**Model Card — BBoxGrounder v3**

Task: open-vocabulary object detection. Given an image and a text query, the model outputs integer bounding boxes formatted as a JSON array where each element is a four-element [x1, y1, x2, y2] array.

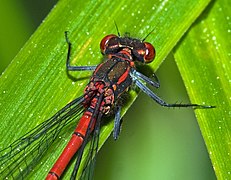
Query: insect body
[[0, 31, 214, 180]]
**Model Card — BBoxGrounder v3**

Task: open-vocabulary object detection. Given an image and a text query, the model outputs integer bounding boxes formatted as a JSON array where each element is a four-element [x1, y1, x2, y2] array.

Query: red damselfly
[[0, 28, 215, 180]]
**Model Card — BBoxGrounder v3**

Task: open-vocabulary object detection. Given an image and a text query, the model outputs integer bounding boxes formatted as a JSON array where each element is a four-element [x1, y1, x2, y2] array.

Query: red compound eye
[[143, 42, 155, 63], [100, 34, 117, 54]]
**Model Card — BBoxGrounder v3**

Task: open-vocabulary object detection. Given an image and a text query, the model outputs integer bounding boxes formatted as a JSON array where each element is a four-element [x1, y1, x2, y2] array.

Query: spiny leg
[[65, 31, 97, 71], [131, 69, 160, 88], [134, 78, 215, 109], [113, 106, 123, 140]]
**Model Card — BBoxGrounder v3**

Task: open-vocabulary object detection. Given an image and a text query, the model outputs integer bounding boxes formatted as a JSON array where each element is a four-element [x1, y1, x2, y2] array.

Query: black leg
[[134, 78, 215, 109], [131, 69, 160, 88], [65, 31, 97, 71], [113, 106, 122, 140]]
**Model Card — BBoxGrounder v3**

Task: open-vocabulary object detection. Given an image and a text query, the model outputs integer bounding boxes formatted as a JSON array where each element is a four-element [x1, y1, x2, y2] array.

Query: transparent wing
[[70, 94, 104, 180], [78, 112, 102, 180], [0, 96, 85, 179]]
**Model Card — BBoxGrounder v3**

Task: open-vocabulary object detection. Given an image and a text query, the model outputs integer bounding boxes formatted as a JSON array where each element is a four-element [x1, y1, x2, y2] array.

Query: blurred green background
[[0, 1, 216, 179]]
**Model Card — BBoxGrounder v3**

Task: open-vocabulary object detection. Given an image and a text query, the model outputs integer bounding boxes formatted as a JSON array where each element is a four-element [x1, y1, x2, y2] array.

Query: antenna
[[114, 20, 121, 37], [142, 27, 155, 42]]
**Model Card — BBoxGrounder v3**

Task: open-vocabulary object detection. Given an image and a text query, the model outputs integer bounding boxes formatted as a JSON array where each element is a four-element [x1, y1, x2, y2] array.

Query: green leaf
[[0, 0, 214, 179], [174, 0, 231, 179]]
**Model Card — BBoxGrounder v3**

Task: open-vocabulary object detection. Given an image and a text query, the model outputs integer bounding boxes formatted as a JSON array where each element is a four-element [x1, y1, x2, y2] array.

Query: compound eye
[[143, 42, 155, 63], [100, 34, 117, 54]]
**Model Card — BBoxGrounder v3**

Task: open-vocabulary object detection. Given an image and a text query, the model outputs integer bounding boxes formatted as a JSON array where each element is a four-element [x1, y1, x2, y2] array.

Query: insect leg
[[131, 69, 160, 88], [113, 106, 123, 140], [65, 31, 97, 71], [134, 79, 215, 109]]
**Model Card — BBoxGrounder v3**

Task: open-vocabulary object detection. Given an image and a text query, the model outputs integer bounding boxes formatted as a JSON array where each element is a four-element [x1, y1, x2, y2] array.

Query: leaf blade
[[173, 0, 231, 179]]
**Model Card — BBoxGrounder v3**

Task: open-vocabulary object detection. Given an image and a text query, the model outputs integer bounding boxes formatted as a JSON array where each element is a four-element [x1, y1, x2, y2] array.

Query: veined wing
[[0, 96, 85, 179]]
